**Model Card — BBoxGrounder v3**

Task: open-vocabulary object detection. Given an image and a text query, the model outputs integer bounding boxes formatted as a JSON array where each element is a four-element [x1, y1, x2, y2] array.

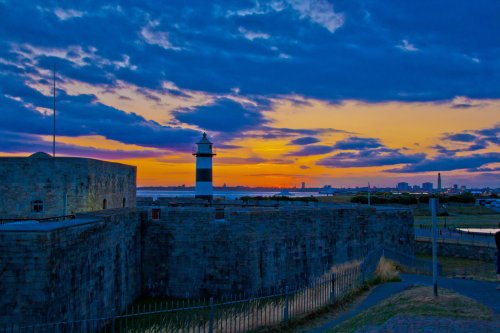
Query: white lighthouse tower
[[193, 132, 216, 200]]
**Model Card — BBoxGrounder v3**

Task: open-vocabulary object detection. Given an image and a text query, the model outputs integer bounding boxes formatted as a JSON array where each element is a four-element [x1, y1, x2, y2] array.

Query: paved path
[[356, 315, 500, 333], [310, 274, 500, 333]]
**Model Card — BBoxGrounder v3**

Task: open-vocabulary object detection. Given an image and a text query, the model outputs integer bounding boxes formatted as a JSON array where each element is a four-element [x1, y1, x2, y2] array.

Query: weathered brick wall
[[142, 206, 414, 297], [0, 209, 142, 327], [0, 156, 136, 219]]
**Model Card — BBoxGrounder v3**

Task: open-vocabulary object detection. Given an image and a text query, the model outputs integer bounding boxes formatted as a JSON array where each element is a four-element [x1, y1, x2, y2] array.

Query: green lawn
[[328, 286, 493, 333]]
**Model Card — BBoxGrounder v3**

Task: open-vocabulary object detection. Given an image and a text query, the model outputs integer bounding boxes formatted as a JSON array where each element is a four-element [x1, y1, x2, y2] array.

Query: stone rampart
[[141, 205, 414, 297], [0, 209, 142, 327], [0, 203, 414, 327]]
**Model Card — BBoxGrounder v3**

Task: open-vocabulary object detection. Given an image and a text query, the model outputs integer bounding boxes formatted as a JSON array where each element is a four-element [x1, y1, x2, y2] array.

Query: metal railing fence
[[415, 225, 497, 248]]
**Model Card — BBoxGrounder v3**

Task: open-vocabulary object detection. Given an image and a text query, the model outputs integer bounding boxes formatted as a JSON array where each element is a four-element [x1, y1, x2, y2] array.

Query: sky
[[0, 0, 499, 188]]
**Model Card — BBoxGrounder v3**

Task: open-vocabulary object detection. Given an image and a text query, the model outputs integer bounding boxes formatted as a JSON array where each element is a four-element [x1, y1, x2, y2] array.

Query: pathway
[[309, 274, 499, 333]]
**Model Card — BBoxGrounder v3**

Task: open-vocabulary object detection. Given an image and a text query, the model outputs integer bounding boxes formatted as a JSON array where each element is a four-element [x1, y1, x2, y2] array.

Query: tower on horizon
[[437, 173, 442, 192], [193, 132, 216, 200]]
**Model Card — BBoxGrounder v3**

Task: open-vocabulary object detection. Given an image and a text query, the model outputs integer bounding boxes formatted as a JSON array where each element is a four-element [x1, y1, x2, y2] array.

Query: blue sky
[[0, 0, 499, 187]]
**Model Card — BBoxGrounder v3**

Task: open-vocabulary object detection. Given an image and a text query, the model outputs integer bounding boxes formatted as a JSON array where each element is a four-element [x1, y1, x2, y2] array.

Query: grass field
[[316, 195, 354, 204], [416, 255, 497, 282], [315, 195, 499, 228], [328, 286, 493, 333], [414, 214, 500, 228], [413, 204, 498, 216]]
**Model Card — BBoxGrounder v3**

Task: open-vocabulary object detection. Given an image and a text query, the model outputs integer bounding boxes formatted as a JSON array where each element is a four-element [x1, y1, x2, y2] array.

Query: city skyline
[[1, 1, 499, 188]]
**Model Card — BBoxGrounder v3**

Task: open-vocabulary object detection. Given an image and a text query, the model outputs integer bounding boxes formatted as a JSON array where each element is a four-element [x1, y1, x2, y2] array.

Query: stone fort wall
[[0, 209, 142, 326], [141, 205, 414, 297], [0, 155, 136, 219], [0, 204, 414, 327]]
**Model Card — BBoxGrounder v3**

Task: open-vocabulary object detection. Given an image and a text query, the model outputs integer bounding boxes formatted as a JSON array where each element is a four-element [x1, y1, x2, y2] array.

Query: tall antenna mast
[[53, 63, 56, 158]]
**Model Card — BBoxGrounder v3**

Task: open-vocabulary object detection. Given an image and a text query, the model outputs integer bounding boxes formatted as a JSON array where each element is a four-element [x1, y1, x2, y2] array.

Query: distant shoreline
[[137, 186, 321, 192]]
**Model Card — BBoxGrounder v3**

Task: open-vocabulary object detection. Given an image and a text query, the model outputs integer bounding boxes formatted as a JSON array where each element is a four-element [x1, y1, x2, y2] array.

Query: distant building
[[453, 184, 458, 190], [437, 173, 442, 192], [397, 182, 410, 191], [301, 182, 306, 190], [0, 152, 136, 219], [422, 182, 433, 191], [412, 185, 420, 191]]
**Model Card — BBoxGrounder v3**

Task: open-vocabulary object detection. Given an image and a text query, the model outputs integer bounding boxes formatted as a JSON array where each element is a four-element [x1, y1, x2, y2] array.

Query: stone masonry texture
[[0, 209, 142, 327], [141, 205, 414, 298], [0, 155, 136, 219], [0, 204, 414, 327]]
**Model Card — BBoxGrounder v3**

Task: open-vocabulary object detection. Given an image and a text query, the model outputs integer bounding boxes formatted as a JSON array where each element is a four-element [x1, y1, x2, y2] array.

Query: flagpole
[[53, 63, 56, 158]]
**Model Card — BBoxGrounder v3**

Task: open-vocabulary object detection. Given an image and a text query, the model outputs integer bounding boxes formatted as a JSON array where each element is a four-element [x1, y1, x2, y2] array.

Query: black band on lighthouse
[[196, 169, 212, 182]]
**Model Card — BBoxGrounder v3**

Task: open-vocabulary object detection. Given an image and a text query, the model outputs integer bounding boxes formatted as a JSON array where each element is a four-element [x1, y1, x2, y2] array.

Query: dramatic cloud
[[0, 131, 162, 159], [1, 1, 497, 102], [444, 133, 477, 142], [173, 98, 268, 133], [140, 20, 178, 50], [436, 124, 499, 155], [286, 145, 334, 156], [332, 137, 382, 150], [317, 148, 425, 168], [289, 137, 320, 145], [216, 156, 293, 165], [0, 1, 498, 187], [285, 0, 345, 33], [0, 70, 200, 152], [387, 153, 500, 173]]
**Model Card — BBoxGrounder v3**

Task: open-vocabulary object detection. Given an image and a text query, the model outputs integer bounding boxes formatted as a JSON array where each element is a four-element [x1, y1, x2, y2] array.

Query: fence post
[[283, 285, 289, 325], [329, 273, 335, 304], [209, 297, 214, 333]]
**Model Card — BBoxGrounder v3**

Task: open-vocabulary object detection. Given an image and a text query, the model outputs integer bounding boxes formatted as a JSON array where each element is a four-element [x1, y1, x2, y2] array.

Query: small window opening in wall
[[32, 200, 43, 213], [215, 208, 225, 220], [122, 198, 126, 208], [103, 199, 107, 210], [152, 208, 161, 220]]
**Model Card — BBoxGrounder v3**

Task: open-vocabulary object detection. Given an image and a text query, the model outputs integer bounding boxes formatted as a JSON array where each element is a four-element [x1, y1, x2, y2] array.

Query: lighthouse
[[193, 132, 216, 200]]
